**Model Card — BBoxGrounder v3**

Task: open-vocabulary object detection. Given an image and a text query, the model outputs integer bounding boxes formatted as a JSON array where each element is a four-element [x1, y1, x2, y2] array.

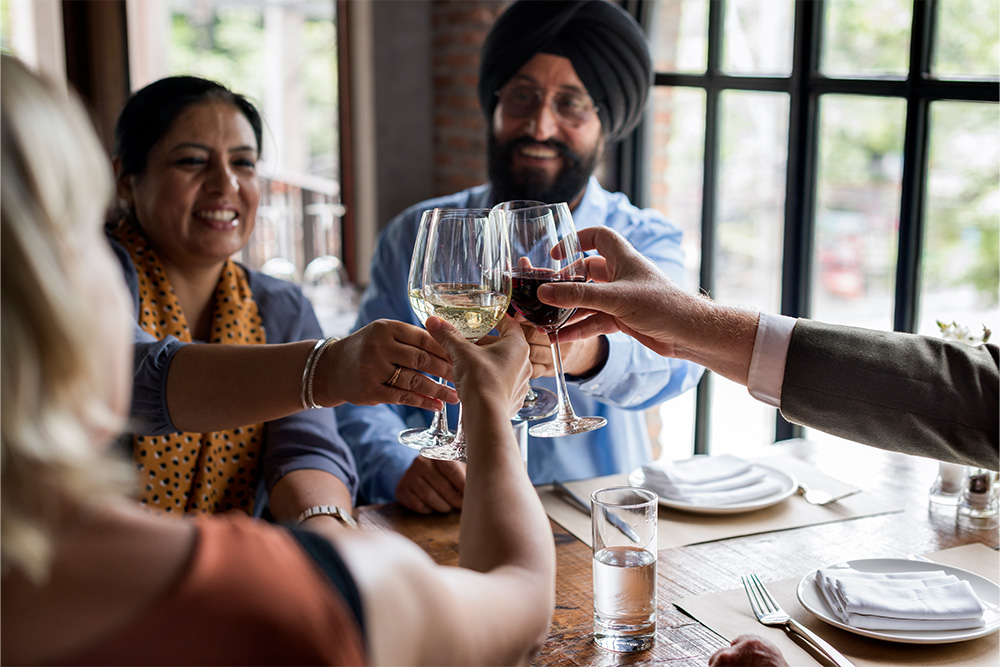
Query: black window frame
[[623, 0, 999, 454]]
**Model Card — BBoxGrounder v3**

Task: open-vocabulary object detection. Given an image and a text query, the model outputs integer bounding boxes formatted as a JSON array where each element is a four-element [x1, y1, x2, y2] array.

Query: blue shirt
[[109, 235, 360, 507], [336, 178, 704, 503]]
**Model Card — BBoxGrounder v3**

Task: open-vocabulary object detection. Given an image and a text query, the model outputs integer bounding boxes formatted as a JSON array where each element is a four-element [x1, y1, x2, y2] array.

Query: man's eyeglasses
[[495, 84, 598, 128]]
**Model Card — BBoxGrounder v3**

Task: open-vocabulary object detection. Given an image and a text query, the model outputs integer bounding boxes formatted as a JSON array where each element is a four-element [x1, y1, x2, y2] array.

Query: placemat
[[538, 455, 901, 550], [675, 543, 999, 667]]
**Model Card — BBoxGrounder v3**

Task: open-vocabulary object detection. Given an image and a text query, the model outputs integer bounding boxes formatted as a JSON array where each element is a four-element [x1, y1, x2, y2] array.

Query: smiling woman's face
[[122, 100, 260, 274]]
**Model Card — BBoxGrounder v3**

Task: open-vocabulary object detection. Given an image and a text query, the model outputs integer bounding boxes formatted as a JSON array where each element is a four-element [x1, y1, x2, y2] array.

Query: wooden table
[[356, 439, 999, 666]]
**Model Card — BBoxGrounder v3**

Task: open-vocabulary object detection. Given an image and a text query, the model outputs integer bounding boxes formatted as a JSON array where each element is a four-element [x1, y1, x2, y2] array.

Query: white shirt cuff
[[747, 313, 796, 408]]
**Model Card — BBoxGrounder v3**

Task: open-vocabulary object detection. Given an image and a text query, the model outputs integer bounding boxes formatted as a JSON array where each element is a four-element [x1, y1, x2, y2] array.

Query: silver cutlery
[[552, 480, 642, 542], [741, 573, 856, 667], [797, 483, 861, 506]]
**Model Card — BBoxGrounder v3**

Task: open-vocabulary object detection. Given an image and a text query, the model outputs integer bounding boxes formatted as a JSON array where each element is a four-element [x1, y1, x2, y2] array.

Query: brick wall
[[430, 0, 511, 196]]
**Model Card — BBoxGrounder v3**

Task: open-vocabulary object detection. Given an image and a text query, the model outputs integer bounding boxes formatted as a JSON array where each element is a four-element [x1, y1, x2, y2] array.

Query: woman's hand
[[315, 319, 458, 411], [425, 314, 530, 421]]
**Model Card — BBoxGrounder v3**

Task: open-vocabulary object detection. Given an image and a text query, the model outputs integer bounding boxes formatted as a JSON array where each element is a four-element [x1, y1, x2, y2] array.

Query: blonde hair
[[1, 56, 134, 582]]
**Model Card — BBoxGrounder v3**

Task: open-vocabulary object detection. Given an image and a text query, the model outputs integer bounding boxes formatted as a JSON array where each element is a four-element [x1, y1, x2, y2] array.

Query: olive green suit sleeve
[[780, 319, 999, 470]]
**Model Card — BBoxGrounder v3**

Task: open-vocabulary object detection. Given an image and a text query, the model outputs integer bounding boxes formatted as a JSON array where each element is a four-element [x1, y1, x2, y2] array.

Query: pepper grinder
[[928, 461, 966, 512], [957, 468, 999, 530]]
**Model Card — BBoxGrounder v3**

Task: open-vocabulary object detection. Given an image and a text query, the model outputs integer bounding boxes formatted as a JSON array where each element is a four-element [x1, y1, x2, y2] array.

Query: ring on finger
[[387, 364, 403, 388]]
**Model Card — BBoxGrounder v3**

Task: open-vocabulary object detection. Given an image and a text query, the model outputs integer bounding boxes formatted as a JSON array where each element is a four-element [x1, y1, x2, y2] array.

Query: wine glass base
[[398, 428, 454, 450], [515, 387, 559, 421], [419, 441, 467, 462], [529, 416, 607, 439]]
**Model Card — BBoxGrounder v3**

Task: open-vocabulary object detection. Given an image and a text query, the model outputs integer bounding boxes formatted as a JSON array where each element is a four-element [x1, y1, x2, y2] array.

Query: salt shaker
[[928, 461, 966, 512], [957, 468, 999, 530]]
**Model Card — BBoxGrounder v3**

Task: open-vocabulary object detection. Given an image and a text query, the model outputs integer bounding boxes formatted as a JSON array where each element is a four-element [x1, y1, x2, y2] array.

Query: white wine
[[408, 287, 433, 325], [422, 283, 509, 340]]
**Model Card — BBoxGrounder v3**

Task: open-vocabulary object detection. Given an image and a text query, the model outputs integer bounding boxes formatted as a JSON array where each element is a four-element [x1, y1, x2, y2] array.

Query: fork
[[741, 574, 856, 667]]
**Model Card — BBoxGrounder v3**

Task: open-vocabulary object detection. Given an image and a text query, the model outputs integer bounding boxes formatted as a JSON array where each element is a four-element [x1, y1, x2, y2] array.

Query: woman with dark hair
[[1, 55, 554, 666], [107, 75, 457, 522]]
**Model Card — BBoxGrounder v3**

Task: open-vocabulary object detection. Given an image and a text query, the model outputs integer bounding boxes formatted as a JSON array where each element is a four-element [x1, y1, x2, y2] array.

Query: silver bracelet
[[299, 337, 338, 410]]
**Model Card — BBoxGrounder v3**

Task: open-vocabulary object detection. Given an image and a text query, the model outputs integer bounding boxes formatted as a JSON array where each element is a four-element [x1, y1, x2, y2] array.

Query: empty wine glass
[[397, 209, 456, 450], [415, 208, 512, 461], [492, 200, 559, 423], [503, 202, 606, 438]]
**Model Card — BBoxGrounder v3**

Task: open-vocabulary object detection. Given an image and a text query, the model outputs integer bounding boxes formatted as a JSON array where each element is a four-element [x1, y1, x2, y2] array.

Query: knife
[[552, 480, 642, 543]]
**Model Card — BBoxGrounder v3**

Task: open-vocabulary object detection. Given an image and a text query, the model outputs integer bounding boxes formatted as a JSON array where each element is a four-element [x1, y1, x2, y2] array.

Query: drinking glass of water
[[591, 486, 658, 653]]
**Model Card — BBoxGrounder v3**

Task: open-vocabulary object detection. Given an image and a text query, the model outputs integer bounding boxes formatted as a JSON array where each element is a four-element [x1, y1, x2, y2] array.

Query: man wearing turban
[[337, 0, 704, 512]]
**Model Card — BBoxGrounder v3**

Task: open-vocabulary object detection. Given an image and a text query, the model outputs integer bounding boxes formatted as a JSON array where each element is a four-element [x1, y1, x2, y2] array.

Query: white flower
[[937, 320, 992, 346]]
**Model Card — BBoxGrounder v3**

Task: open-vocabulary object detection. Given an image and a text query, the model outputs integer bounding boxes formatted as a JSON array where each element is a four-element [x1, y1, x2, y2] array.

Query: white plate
[[627, 463, 797, 515], [796, 558, 1000, 644]]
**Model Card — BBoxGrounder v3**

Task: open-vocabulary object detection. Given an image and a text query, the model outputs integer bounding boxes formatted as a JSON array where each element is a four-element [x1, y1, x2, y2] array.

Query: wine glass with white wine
[[398, 209, 456, 450], [413, 207, 512, 461]]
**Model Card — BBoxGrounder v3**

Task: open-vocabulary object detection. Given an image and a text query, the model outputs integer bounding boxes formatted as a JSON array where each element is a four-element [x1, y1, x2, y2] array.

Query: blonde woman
[[1, 55, 553, 666]]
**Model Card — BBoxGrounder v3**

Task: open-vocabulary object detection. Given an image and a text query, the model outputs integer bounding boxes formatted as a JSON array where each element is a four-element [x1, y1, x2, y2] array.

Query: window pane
[[710, 90, 790, 454], [647, 0, 708, 73], [918, 102, 1000, 339], [812, 95, 906, 330], [821, 0, 911, 77], [933, 0, 1000, 78], [645, 86, 706, 460], [722, 0, 793, 76], [646, 87, 706, 291], [128, 0, 348, 333]]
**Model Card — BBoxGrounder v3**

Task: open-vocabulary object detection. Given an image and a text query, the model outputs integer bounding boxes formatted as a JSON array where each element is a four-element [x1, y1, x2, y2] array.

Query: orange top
[[61, 514, 368, 666]]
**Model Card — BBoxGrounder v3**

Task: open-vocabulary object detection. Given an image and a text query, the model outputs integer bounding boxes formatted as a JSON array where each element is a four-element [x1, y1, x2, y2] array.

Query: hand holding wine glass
[[491, 200, 559, 422], [502, 202, 607, 438], [413, 207, 512, 461]]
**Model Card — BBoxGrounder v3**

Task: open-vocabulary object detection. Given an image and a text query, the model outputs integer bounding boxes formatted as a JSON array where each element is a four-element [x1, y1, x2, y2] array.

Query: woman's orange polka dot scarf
[[110, 220, 265, 515]]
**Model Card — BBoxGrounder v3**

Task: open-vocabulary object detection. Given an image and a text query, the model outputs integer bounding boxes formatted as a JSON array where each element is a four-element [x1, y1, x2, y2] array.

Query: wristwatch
[[296, 504, 358, 529]]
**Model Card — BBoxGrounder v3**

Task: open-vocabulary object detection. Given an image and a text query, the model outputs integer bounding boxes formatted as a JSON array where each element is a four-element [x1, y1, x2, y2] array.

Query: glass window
[[645, 87, 706, 291], [812, 95, 906, 331], [645, 86, 706, 460], [722, 0, 793, 76], [646, 0, 708, 74], [918, 101, 1000, 338], [710, 90, 789, 454], [933, 0, 1000, 78], [0, 0, 65, 81], [126, 0, 349, 334], [821, 0, 911, 78]]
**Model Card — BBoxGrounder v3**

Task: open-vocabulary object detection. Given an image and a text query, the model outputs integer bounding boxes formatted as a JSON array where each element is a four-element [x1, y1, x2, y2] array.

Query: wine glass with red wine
[[491, 200, 558, 423], [502, 202, 606, 438]]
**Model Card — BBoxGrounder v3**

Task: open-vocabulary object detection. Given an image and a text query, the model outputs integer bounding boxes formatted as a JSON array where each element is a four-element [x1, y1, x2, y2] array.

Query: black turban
[[478, 0, 652, 145]]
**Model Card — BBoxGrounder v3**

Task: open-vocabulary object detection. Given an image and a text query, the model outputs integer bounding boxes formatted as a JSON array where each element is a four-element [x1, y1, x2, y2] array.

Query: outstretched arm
[[323, 315, 555, 666], [540, 226, 758, 386]]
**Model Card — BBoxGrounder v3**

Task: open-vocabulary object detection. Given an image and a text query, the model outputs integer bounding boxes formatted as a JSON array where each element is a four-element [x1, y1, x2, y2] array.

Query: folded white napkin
[[816, 568, 986, 631], [641, 455, 781, 505]]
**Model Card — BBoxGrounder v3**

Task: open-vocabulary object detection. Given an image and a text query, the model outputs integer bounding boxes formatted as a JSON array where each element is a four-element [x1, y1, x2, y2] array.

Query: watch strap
[[296, 504, 358, 528]]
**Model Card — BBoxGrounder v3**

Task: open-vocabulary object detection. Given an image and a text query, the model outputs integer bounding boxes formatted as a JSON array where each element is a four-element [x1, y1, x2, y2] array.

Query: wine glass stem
[[548, 332, 579, 423], [525, 386, 538, 402], [451, 402, 466, 447], [427, 378, 450, 436]]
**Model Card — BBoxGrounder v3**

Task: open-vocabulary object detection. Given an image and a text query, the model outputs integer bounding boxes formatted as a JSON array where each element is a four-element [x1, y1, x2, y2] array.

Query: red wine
[[510, 270, 584, 332]]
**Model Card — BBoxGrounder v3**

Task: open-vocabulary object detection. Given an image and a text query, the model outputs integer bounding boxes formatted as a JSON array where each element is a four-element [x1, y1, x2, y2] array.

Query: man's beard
[[487, 132, 599, 205]]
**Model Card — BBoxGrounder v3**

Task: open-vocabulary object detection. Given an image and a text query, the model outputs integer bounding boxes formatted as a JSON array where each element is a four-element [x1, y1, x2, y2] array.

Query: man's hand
[[395, 456, 466, 513], [517, 322, 607, 379], [708, 635, 790, 667]]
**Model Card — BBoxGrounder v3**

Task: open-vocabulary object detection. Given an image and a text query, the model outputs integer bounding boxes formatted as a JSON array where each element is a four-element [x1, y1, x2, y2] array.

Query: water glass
[[591, 486, 658, 653]]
